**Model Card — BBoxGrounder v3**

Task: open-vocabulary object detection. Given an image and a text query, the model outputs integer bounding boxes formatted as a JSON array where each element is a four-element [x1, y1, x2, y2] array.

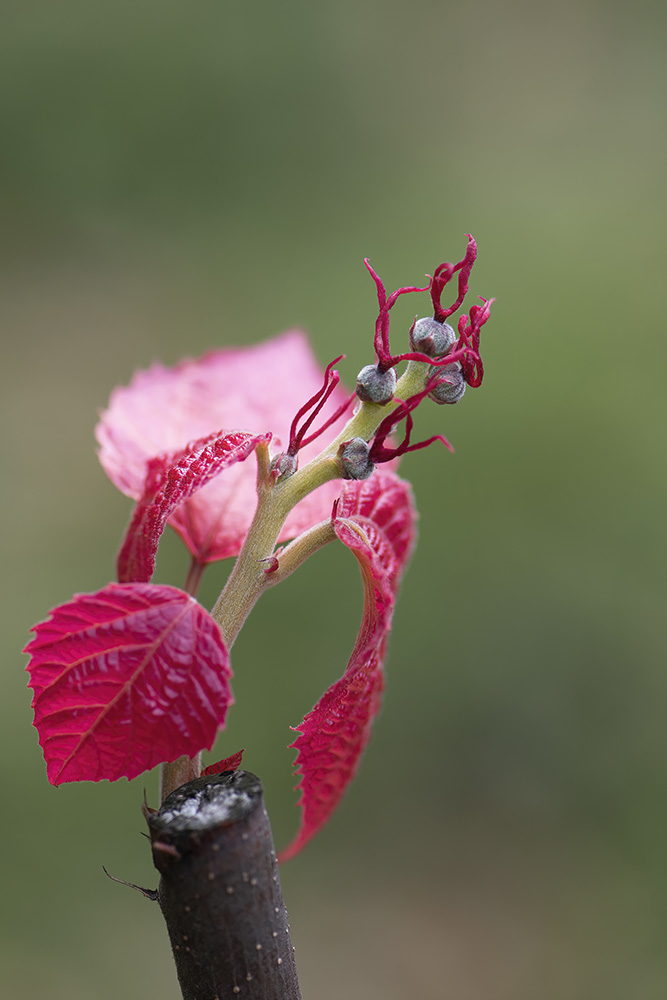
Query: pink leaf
[[25, 583, 232, 786], [201, 748, 245, 776], [117, 430, 270, 583], [280, 471, 417, 861], [96, 331, 351, 563]]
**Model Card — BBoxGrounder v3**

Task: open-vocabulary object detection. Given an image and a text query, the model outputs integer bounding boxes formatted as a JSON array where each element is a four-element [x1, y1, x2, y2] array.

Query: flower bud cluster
[[289, 237, 491, 487]]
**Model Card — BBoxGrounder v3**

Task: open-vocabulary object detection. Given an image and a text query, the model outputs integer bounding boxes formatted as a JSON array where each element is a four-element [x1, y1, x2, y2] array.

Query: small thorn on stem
[[102, 866, 159, 901]]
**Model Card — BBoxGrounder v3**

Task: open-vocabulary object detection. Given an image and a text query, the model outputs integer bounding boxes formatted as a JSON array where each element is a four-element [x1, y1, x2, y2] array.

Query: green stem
[[263, 519, 337, 588], [183, 555, 206, 599], [211, 359, 432, 648], [159, 555, 209, 799], [209, 460, 339, 647]]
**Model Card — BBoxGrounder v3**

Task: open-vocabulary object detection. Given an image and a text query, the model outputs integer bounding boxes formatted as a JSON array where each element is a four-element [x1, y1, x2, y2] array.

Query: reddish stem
[[183, 557, 206, 598]]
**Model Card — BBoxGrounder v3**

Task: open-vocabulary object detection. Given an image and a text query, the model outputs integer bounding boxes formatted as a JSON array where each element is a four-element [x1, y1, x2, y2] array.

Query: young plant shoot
[[25, 236, 493, 862]]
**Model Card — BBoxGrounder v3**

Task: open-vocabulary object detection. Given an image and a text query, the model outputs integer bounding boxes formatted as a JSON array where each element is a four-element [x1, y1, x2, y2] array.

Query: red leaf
[[280, 472, 417, 861], [117, 430, 270, 583], [96, 331, 351, 563], [201, 748, 245, 776], [25, 583, 232, 785]]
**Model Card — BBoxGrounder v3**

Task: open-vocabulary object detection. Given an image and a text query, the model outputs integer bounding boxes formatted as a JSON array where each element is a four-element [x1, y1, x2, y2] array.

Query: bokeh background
[[3, 1, 666, 997]]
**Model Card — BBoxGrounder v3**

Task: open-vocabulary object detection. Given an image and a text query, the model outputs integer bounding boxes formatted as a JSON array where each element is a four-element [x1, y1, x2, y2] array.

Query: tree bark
[[146, 769, 302, 1000]]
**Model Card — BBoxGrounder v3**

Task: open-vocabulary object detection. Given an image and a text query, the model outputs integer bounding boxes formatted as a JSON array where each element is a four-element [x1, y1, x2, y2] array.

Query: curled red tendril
[[363, 234, 491, 386], [286, 356, 354, 455]]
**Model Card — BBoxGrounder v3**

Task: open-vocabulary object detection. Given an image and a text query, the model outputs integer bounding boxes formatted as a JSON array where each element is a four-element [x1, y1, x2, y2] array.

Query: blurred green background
[[2, 0, 666, 996]]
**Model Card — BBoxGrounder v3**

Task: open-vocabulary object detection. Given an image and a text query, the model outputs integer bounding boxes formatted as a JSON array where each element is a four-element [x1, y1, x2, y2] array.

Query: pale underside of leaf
[[96, 331, 352, 563]]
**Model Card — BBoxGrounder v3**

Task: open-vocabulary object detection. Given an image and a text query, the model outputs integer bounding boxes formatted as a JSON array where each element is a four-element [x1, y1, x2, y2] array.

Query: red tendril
[[287, 355, 352, 455], [431, 234, 477, 321], [458, 297, 493, 387], [368, 380, 455, 464]]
